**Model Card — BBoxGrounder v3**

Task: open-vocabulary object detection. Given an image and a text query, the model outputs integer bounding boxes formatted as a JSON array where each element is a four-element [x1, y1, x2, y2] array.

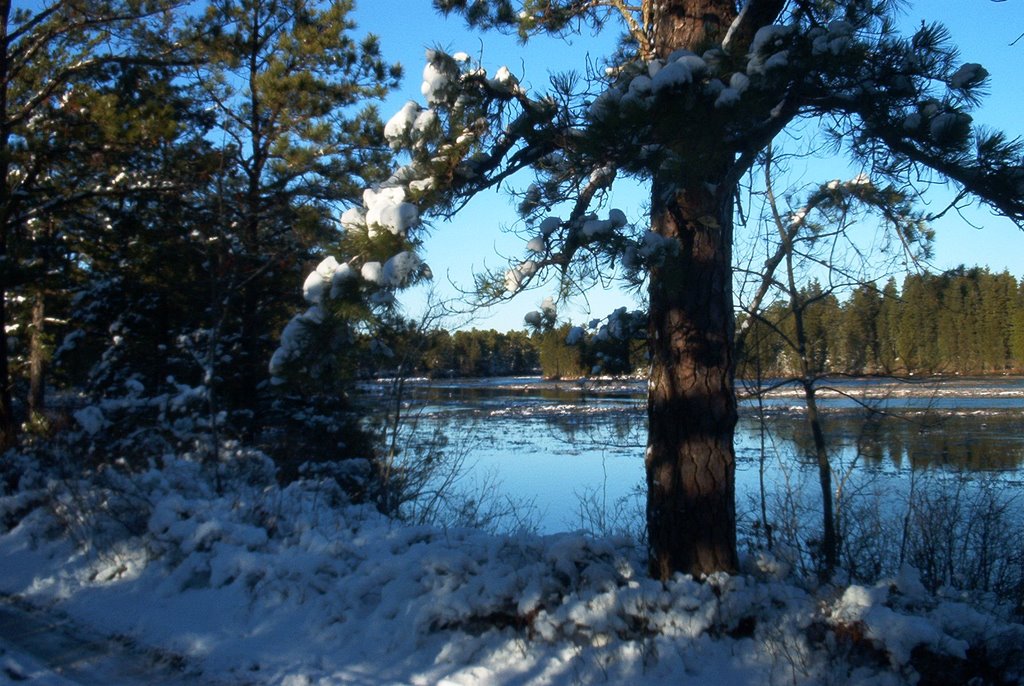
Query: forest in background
[[738, 267, 1024, 378], [386, 266, 1024, 379]]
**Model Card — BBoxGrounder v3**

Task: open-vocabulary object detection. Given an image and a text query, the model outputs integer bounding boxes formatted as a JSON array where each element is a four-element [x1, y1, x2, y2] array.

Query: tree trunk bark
[[0, 293, 16, 450], [644, 0, 740, 580], [646, 177, 739, 580], [0, 1, 19, 450], [28, 295, 45, 418], [652, 0, 734, 55]]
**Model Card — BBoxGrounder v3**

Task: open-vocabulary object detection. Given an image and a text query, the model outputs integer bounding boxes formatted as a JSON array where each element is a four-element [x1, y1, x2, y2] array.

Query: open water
[[364, 376, 1024, 533]]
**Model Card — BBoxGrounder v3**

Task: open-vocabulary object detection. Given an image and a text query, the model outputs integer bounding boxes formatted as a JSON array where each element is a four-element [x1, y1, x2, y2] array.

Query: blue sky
[[352, 1, 1024, 332]]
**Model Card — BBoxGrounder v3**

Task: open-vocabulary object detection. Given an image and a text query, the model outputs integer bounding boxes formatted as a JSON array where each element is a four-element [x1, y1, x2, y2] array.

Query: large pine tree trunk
[[646, 177, 739, 579], [645, 0, 740, 580]]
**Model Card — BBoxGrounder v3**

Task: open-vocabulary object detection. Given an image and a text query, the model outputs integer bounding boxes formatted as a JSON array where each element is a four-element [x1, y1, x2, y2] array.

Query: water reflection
[[374, 376, 1024, 473], [362, 376, 1024, 532], [766, 412, 1024, 472]]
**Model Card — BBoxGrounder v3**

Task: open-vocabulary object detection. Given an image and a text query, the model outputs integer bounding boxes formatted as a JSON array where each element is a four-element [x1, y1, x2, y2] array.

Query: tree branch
[[722, 0, 787, 55]]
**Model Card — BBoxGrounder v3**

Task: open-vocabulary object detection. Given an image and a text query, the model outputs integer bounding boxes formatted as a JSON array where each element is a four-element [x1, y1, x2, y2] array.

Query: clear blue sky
[[352, 1, 1024, 332]]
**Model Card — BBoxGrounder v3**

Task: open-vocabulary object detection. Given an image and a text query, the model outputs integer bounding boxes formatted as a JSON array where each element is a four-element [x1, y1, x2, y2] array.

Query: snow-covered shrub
[[23, 440, 283, 555], [741, 467, 1024, 615]]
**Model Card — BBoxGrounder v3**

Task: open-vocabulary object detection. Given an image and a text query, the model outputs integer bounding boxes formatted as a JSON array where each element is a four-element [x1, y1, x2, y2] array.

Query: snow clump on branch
[[622, 231, 678, 272], [301, 256, 362, 305], [526, 235, 546, 253], [302, 256, 340, 304], [384, 101, 438, 150], [421, 53, 450, 104], [526, 216, 563, 253], [747, 24, 795, 75], [591, 307, 645, 344], [504, 260, 537, 293], [488, 65, 521, 94], [384, 101, 420, 146], [949, 63, 988, 90], [524, 296, 557, 328], [269, 305, 325, 378], [382, 251, 427, 287], [539, 216, 562, 235], [809, 20, 854, 57], [578, 208, 627, 240], [362, 186, 419, 237]]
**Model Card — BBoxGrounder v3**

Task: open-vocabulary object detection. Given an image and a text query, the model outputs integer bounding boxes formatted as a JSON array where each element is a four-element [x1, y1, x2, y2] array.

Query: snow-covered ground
[[1, 451, 1021, 685], [1, 637, 80, 685], [0, 602, 196, 686]]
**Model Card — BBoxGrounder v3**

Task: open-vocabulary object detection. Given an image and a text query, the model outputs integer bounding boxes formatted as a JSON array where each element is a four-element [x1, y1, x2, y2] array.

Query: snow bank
[[1, 455, 1021, 685]]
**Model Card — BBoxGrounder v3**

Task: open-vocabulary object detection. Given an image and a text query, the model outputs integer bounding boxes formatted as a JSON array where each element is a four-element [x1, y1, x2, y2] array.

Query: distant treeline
[[389, 329, 540, 377], [392, 267, 1024, 380], [740, 267, 1024, 377], [378, 325, 645, 379]]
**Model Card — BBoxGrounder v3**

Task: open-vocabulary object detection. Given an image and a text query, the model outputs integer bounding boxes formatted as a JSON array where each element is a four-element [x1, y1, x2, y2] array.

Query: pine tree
[[538, 325, 586, 379], [737, 301, 788, 377], [1011, 280, 1024, 370], [286, 1, 1024, 578], [185, 0, 400, 427], [0, 0, 190, 448], [935, 269, 964, 371], [24, 60, 216, 409], [876, 277, 902, 373], [840, 284, 882, 373], [898, 273, 940, 372], [981, 270, 1015, 371]]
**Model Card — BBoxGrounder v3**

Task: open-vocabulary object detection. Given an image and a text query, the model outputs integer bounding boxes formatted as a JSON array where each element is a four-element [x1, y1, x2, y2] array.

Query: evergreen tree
[[839, 284, 882, 374], [876, 277, 901, 373], [284, 1, 1024, 577], [898, 273, 940, 372], [423, 329, 457, 376], [787, 280, 841, 376], [537, 324, 586, 379], [934, 269, 963, 371], [956, 269, 984, 371], [737, 302, 789, 377], [185, 0, 400, 428], [44, 61, 218, 400], [1011, 280, 1024, 369], [451, 330, 485, 376], [0, 0, 188, 447], [981, 269, 1015, 371]]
